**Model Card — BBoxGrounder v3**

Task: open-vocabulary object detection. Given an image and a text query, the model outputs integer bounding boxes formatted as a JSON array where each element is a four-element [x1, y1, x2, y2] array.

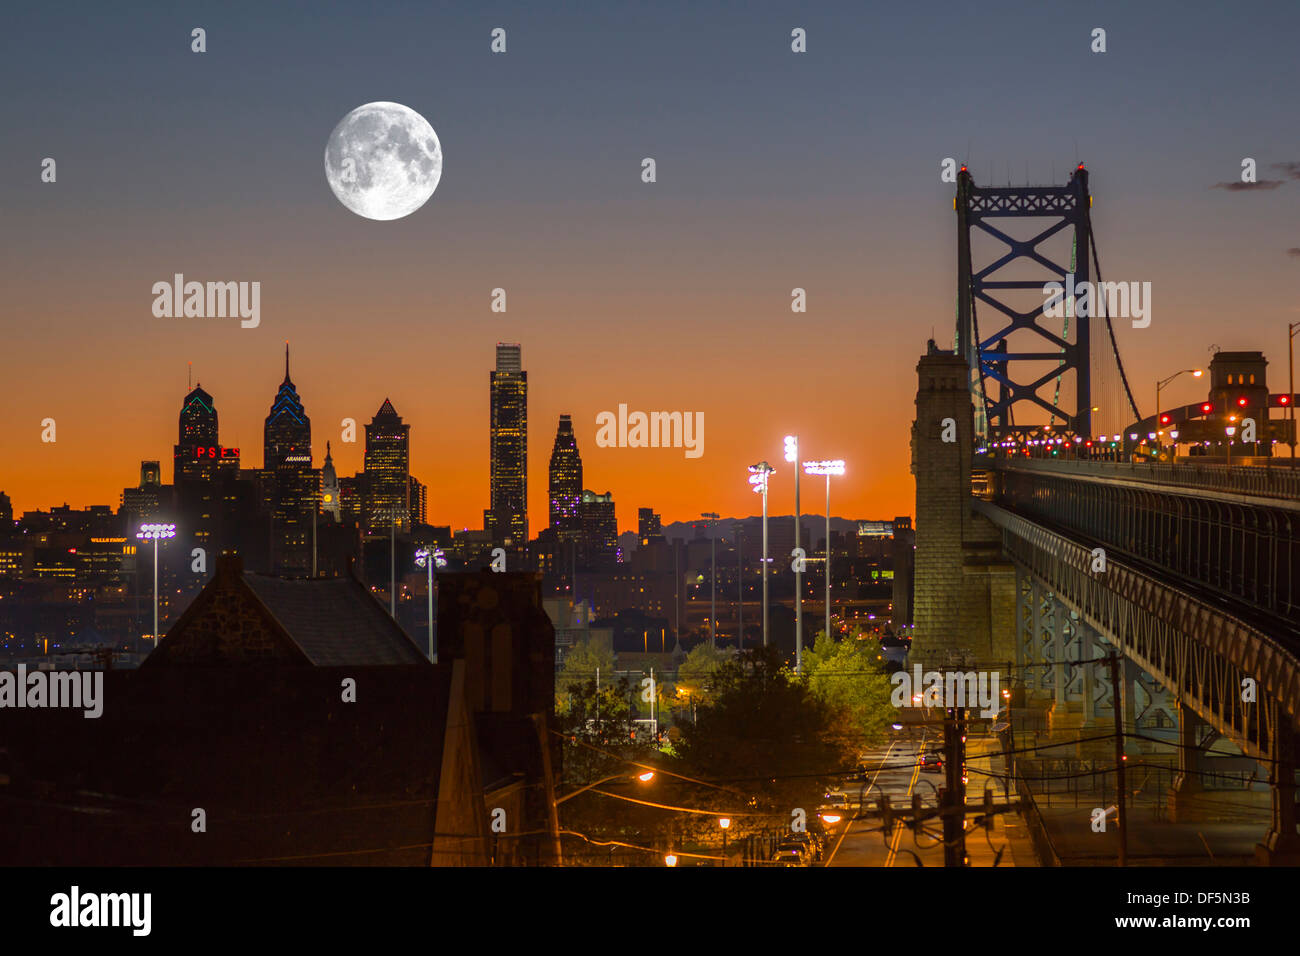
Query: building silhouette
[[364, 398, 410, 536], [486, 343, 527, 550], [264, 346, 315, 574], [548, 415, 582, 534]]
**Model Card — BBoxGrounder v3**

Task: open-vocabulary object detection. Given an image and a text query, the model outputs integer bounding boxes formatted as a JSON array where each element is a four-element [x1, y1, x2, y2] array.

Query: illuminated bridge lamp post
[[784, 435, 803, 672], [804, 460, 845, 641], [748, 462, 775, 648], [1154, 368, 1202, 456], [1289, 322, 1300, 460], [1225, 424, 1236, 472], [719, 817, 731, 867], [414, 546, 446, 662], [135, 522, 176, 648]]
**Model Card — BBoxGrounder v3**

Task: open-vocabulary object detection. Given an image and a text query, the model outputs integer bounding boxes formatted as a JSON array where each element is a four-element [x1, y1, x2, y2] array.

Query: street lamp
[[665, 853, 678, 867], [414, 546, 446, 662], [719, 817, 731, 867], [135, 522, 176, 647], [1154, 368, 1203, 455], [1289, 322, 1300, 460], [1225, 424, 1236, 471], [555, 770, 655, 805], [803, 460, 845, 641], [748, 462, 775, 648], [784, 435, 803, 672], [701, 513, 719, 649]]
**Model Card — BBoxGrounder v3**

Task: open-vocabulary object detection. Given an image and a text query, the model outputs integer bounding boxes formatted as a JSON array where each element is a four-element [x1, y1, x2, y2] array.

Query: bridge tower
[[910, 340, 1016, 666], [955, 164, 1137, 441]]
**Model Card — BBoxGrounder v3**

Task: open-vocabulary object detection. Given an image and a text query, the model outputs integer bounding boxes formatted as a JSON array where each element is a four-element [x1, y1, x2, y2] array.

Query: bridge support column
[[1119, 659, 1141, 757], [1080, 626, 1096, 726], [1167, 702, 1207, 823], [1255, 709, 1300, 865]]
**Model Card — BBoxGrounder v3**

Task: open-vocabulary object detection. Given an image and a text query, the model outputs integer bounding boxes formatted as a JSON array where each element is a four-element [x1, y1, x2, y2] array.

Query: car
[[771, 848, 808, 867], [918, 753, 944, 773], [784, 831, 823, 861], [776, 838, 809, 858]]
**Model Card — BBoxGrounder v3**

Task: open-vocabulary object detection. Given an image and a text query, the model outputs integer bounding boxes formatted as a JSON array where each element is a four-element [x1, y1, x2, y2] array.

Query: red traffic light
[[1200, 403, 1213, 414], [1159, 414, 1171, 425], [1280, 395, 1292, 406], [1237, 397, 1249, 407]]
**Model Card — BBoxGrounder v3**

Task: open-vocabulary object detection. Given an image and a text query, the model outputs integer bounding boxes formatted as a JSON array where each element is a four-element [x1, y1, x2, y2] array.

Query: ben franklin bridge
[[909, 164, 1300, 864]]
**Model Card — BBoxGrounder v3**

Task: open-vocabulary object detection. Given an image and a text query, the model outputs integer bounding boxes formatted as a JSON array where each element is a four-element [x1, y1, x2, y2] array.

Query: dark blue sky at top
[[5, 0, 1298, 217]]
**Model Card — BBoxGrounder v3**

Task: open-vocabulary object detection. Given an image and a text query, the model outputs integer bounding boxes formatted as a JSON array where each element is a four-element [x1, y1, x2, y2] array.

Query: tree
[[673, 643, 731, 712], [802, 627, 896, 744], [672, 646, 852, 820], [556, 638, 616, 700]]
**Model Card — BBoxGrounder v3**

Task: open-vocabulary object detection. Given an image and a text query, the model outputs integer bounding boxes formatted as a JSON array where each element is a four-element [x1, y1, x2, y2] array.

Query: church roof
[[144, 554, 428, 668], [243, 575, 429, 666]]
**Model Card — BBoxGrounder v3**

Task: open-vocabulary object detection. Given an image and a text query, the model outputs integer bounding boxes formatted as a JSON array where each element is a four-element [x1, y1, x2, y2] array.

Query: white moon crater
[[324, 102, 442, 220]]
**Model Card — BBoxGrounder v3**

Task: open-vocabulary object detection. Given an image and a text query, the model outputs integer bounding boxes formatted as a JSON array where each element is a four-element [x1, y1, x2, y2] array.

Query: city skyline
[[1, 343, 886, 536], [6, 4, 1298, 533]]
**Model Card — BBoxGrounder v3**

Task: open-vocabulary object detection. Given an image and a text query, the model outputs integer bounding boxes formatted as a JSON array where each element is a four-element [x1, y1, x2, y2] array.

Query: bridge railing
[[987, 456, 1300, 503]]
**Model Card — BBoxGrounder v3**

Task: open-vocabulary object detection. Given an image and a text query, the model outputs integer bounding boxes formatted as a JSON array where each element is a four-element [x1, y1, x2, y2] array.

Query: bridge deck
[[986, 456, 1300, 508]]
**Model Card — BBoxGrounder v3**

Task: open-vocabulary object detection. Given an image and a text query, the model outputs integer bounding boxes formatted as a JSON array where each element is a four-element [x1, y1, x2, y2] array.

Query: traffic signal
[[1159, 414, 1170, 425], [1201, 402, 1213, 414], [1237, 396, 1249, 407]]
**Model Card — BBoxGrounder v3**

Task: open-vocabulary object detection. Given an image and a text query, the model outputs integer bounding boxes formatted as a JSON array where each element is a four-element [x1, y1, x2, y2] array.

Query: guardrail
[[988, 456, 1300, 503]]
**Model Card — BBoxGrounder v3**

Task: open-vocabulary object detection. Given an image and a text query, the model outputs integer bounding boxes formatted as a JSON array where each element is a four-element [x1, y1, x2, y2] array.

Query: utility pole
[[1289, 321, 1299, 460], [736, 524, 743, 652], [942, 705, 968, 867], [1107, 652, 1128, 866], [702, 513, 719, 649]]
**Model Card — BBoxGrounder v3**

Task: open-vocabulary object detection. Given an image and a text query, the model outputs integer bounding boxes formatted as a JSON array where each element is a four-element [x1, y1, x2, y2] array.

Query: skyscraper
[[321, 441, 340, 522], [408, 475, 427, 528], [264, 345, 315, 574], [174, 384, 218, 483], [548, 415, 583, 533], [580, 490, 618, 571], [364, 398, 410, 536], [487, 343, 527, 549], [637, 508, 662, 541]]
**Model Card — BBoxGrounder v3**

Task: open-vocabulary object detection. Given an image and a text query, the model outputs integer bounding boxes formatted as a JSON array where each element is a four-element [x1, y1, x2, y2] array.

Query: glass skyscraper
[[364, 398, 410, 536], [264, 346, 314, 574], [548, 414, 582, 534], [487, 343, 527, 549]]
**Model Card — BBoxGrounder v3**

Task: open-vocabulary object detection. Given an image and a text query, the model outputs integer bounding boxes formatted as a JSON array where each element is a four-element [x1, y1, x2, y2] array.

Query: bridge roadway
[[980, 455, 1300, 758]]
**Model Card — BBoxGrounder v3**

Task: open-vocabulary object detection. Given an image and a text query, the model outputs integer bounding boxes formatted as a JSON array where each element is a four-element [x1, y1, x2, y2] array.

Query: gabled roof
[[243, 575, 429, 666], [144, 553, 429, 668]]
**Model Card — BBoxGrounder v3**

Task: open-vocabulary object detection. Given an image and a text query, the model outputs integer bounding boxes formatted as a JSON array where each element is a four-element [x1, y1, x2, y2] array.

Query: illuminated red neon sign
[[194, 446, 240, 460]]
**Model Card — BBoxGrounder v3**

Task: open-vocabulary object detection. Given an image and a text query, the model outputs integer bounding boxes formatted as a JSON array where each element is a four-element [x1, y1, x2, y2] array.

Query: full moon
[[324, 102, 442, 221]]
